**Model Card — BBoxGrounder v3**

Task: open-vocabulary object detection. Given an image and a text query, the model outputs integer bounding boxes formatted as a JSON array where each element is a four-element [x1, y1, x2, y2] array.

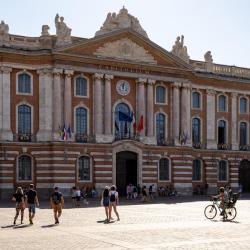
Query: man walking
[[50, 187, 64, 224], [26, 184, 39, 224]]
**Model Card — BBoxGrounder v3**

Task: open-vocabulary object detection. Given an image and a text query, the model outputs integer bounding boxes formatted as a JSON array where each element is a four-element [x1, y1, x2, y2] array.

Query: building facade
[[1, 8, 250, 197]]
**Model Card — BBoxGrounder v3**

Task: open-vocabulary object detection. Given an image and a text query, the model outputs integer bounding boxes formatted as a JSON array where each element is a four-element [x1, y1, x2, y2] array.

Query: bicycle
[[204, 193, 240, 221]]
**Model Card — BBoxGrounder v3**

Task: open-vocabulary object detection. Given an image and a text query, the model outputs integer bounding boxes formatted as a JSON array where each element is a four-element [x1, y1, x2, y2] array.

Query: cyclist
[[213, 187, 225, 217]]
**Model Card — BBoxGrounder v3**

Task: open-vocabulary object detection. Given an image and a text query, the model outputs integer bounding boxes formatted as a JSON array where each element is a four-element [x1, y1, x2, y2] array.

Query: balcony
[[239, 145, 250, 151], [13, 133, 36, 142], [192, 142, 202, 149], [157, 138, 174, 146], [75, 134, 95, 143], [217, 143, 231, 150], [114, 132, 140, 142]]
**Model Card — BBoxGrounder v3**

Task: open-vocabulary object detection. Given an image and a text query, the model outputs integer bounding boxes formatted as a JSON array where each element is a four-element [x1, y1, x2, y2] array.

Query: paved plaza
[[1, 196, 250, 250]]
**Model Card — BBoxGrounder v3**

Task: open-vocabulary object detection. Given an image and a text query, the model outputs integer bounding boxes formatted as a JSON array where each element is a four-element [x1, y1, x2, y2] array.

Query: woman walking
[[109, 185, 120, 221], [12, 187, 25, 225], [102, 186, 110, 222]]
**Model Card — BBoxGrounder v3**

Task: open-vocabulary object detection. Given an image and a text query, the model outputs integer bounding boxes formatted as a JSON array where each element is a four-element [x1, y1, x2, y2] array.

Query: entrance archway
[[116, 151, 137, 195], [239, 159, 250, 192]]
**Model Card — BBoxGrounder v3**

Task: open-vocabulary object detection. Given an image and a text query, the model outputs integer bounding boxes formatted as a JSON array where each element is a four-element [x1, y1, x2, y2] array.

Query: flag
[[137, 115, 144, 132], [115, 120, 119, 131], [67, 125, 72, 138], [124, 122, 128, 134], [58, 125, 63, 137], [131, 112, 136, 131], [118, 111, 132, 122], [63, 127, 68, 141]]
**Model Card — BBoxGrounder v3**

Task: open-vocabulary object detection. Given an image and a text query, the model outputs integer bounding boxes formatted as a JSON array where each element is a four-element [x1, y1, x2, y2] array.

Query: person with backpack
[[50, 187, 64, 224], [101, 186, 110, 222], [12, 187, 26, 225], [25, 184, 39, 224], [109, 185, 120, 221]]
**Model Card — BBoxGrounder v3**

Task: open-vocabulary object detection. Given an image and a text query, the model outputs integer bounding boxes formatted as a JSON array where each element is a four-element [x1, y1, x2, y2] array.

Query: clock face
[[116, 80, 130, 96]]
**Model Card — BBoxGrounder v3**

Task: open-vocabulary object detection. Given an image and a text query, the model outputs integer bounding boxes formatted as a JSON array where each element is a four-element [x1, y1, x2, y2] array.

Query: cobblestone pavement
[[1, 197, 250, 250]]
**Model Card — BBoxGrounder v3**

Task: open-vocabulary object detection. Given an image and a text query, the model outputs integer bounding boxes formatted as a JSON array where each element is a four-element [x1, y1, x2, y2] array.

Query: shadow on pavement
[[41, 224, 58, 228], [13, 224, 32, 229], [1, 224, 15, 228]]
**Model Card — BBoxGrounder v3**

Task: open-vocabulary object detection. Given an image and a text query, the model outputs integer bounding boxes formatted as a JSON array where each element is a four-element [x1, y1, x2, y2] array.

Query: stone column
[[64, 70, 74, 130], [206, 89, 217, 149], [0, 67, 13, 141], [137, 78, 147, 137], [93, 73, 104, 142], [172, 82, 181, 145], [52, 68, 63, 140], [37, 69, 53, 141], [145, 79, 156, 144], [231, 92, 238, 150], [104, 74, 113, 136]]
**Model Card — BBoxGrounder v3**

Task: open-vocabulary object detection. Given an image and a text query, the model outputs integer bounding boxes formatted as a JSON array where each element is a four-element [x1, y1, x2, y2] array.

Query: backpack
[[52, 192, 61, 204], [110, 192, 116, 202]]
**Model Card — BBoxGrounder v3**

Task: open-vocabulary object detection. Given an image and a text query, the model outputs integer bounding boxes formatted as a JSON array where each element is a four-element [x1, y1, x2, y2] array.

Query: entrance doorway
[[116, 151, 137, 195], [239, 159, 250, 192]]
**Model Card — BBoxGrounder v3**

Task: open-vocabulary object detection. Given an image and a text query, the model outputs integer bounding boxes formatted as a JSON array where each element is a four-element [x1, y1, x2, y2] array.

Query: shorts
[[76, 196, 81, 202], [103, 197, 109, 207], [28, 204, 36, 214], [52, 203, 62, 214], [16, 202, 25, 211]]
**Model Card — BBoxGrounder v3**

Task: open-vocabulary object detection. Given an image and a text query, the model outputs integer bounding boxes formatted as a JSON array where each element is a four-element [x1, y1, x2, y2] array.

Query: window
[[240, 97, 247, 114], [75, 77, 87, 96], [192, 118, 200, 144], [159, 158, 170, 181], [192, 92, 200, 109], [192, 159, 201, 181], [18, 155, 32, 181], [218, 120, 226, 144], [156, 113, 165, 144], [218, 160, 227, 181], [156, 86, 166, 104], [18, 73, 31, 94], [76, 107, 87, 134], [115, 103, 131, 139], [240, 122, 247, 146], [18, 105, 31, 134], [78, 156, 91, 181], [218, 95, 226, 112]]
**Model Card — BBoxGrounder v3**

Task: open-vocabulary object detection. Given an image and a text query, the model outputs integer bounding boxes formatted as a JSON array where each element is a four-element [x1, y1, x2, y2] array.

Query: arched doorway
[[239, 159, 250, 192], [116, 151, 137, 195]]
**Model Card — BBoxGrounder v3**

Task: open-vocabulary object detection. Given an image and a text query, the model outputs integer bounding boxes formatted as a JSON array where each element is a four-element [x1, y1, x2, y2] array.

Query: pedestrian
[[141, 185, 147, 202], [133, 185, 138, 199], [109, 185, 120, 221], [50, 187, 64, 224], [149, 185, 153, 200], [75, 187, 81, 207], [102, 186, 110, 222], [12, 187, 25, 225], [71, 186, 77, 207], [25, 184, 39, 224]]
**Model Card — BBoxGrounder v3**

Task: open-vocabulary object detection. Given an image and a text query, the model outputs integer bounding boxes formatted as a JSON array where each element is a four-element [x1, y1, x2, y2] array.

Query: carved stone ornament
[[0, 20, 10, 46], [95, 7, 148, 38], [55, 14, 72, 46], [94, 38, 157, 64], [204, 51, 213, 72], [171, 35, 189, 63]]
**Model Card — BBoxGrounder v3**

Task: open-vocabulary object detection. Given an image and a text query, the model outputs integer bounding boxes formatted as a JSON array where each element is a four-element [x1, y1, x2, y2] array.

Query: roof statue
[[0, 20, 10, 46], [204, 51, 213, 72], [41, 25, 50, 36], [55, 14, 72, 46], [171, 35, 189, 63], [95, 7, 148, 38]]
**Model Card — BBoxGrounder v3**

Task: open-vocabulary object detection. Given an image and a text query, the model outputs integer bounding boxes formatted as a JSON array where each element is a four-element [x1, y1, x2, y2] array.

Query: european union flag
[[118, 111, 133, 122]]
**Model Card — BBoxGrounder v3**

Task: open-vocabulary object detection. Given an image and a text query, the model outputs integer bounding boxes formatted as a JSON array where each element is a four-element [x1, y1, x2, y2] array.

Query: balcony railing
[[192, 142, 202, 149], [239, 145, 250, 151], [115, 132, 140, 142], [13, 133, 36, 142], [217, 143, 231, 150], [157, 138, 174, 146], [75, 134, 95, 143]]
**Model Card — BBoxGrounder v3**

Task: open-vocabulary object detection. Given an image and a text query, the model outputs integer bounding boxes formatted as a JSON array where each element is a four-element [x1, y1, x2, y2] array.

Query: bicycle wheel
[[204, 205, 217, 219], [225, 207, 237, 221]]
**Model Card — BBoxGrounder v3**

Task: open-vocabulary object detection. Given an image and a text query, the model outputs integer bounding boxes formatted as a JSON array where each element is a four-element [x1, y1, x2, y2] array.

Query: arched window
[[156, 86, 166, 103], [18, 155, 32, 181], [18, 73, 31, 94], [18, 105, 31, 134], [192, 118, 200, 144], [218, 160, 227, 181], [218, 95, 226, 112], [218, 120, 226, 144], [115, 103, 131, 139], [240, 97, 247, 114], [76, 107, 87, 134], [78, 156, 91, 181], [192, 92, 200, 108], [75, 77, 87, 96], [240, 122, 247, 146], [192, 159, 201, 181], [159, 158, 170, 181], [156, 113, 165, 144]]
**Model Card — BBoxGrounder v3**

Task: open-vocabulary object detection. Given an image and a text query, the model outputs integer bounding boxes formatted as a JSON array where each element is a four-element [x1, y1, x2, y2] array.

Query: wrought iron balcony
[[75, 134, 94, 143], [114, 132, 139, 141], [239, 144, 250, 151], [14, 133, 36, 142], [217, 143, 231, 150], [192, 142, 202, 149], [157, 138, 174, 146]]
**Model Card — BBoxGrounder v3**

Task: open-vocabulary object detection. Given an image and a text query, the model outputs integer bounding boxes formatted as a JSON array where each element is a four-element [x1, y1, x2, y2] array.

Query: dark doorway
[[116, 151, 137, 196], [239, 160, 250, 192]]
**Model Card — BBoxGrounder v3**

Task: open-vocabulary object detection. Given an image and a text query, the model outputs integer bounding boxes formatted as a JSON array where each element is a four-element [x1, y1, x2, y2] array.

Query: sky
[[1, 0, 250, 68]]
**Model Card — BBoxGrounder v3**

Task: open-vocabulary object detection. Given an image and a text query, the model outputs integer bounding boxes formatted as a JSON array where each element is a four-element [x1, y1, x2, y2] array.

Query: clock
[[116, 80, 130, 96]]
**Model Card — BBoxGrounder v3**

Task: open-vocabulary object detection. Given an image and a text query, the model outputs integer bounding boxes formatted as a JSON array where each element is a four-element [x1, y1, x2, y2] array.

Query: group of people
[[71, 186, 98, 207], [12, 185, 64, 225]]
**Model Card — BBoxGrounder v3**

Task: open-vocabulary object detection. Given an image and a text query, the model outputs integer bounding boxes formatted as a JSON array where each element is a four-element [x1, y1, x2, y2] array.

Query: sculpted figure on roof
[[171, 35, 189, 63], [0, 20, 10, 45], [95, 7, 148, 38], [55, 14, 72, 46]]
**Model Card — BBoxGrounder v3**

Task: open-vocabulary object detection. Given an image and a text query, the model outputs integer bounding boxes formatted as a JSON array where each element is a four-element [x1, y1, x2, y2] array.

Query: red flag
[[137, 115, 143, 132]]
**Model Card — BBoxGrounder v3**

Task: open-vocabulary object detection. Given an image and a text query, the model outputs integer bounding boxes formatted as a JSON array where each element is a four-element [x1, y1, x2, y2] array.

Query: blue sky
[[1, 0, 250, 68]]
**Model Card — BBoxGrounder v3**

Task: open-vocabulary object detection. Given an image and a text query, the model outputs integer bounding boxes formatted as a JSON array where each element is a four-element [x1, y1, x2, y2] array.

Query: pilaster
[[172, 82, 181, 145], [231, 92, 238, 150]]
